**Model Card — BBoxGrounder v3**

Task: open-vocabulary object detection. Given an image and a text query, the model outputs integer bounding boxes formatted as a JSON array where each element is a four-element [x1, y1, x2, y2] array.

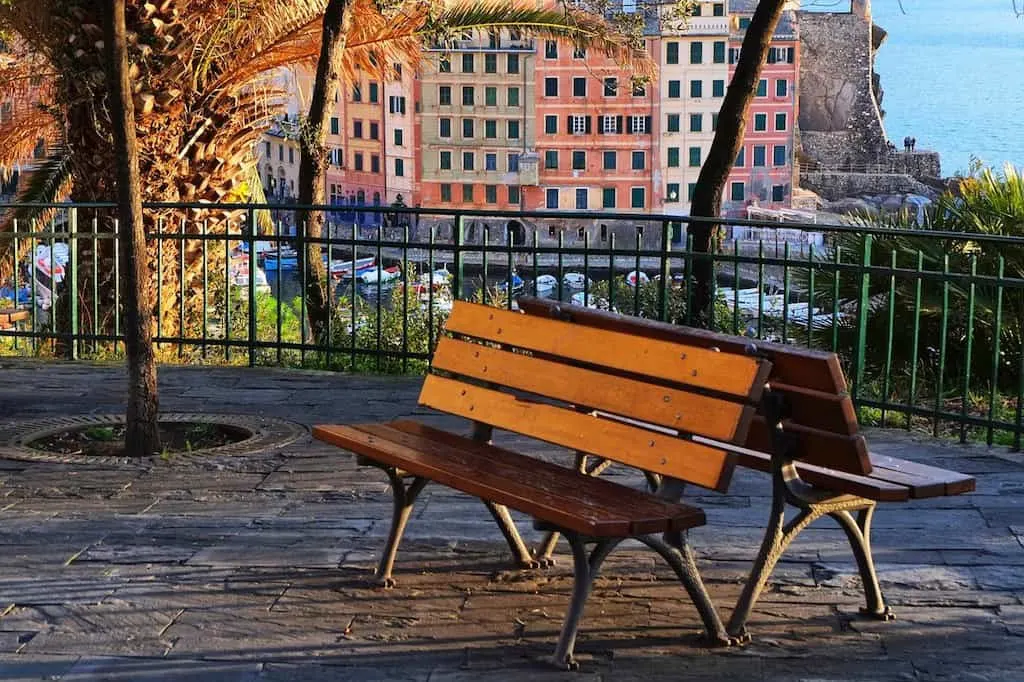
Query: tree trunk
[[689, 0, 789, 327], [297, 0, 353, 345], [103, 0, 161, 455]]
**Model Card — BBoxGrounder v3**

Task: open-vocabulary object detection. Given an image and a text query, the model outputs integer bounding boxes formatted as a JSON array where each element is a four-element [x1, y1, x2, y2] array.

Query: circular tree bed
[[29, 421, 250, 458]]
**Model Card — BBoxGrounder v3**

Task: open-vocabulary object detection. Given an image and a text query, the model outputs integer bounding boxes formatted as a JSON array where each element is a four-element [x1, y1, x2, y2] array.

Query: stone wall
[[800, 171, 938, 201]]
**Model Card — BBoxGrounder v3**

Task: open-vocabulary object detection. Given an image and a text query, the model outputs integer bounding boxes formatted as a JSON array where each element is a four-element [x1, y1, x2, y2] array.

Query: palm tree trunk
[[103, 0, 161, 455], [297, 0, 353, 345], [689, 0, 788, 327]]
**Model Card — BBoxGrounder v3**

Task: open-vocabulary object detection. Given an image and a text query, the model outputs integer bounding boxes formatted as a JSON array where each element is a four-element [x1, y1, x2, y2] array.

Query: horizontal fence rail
[[1, 202, 1022, 450]]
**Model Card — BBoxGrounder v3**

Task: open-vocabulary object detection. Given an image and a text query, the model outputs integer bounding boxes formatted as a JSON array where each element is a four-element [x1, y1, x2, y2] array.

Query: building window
[[753, 145, 766, 167], [603, 150, 616, 170], [354, 152, 364, 171], [288, 147, 294, 164], [463, 183, 474, 202], [739, 17, 751, 30], [730, 181, 745, 201], [439, 86, 451, 106], [690, 41, 702, 64], [667, 147, 680, 168], [754, 113, 767, 132], [631, 150, 645, 170], [264, 141, 271, 156], [713, 41, 726, 63], [330, 117, 340, 135], [573, 77, 587, 97], [395, 158, 404, 177], [485, 120, 497, 138], [462, 53, 474, 73], [440, 183, 452, 202], [440, 151, 452, 170], [278, 144, 283, 161], [571, 115, 588, 134], [666, 41, 679, 64], [389, 95, 406, 114], [667, 114, 680, 132], [353, 120, 363, 138], [712, 113, 719, 131], [507, 87, 520, 107], [776, 79, 788, 97], [462, 151, 475, 171], [575, 188, 588, 209], [712, 79, 725, 97], [508, 185, 521, 204], [668, 80, 681, 98], [508, 153, 520, 172], [688, 146, 701, 167], [544, 77, 559, 97], [352, 84, 362, 102], [439, 56, 450, 73], [507, 54, 520, 74], [690, 80, 703, 98], [757, 79, 767, 97], [546, 188, 559, 209], [713, 3, 725, 16], [666, 182, 680, 202], [545, 150, 559, 169], [545, 40, 558, 58], [462, 86, 474, 106], [394, 128, 403, 146], [485, 86, 497, 106], [772, 184, 786, 202], [775, 112, 787, 131], [545, 115, 558, 134], [630, 187, 645, 209], [462, 118, 474, 138], [688, 182, 697, 200], [767, 46, 795, 64], [439, 118, 451, 138], [368, 82, 379, 103], [485, 53, 497, 73], [486, 184, 498, 203], [573, 46, 586, 59], [602, 187, 616, 208], [572, 150, 586, 170], [369, 122, 379, 140], [603, 77, 618, 96], [632, 81, 646, 97], [371, 155, 380, 173], [773, 144, 787, 166], [485, 153, 497, 171], [507, 120, 520, 139], [602, 115, 617, 134], [628, 115, 648, 134], [689, 113, 702, 132], [729, 47, 740, 64]]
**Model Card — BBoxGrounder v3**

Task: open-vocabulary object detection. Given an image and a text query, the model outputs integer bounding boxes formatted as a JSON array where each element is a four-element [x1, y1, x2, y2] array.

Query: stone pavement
[[2, 360, 1024, 681]]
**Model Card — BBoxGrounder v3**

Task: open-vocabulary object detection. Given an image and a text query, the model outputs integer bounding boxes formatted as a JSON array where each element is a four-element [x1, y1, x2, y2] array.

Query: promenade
[[1, 360, 1023, 680]]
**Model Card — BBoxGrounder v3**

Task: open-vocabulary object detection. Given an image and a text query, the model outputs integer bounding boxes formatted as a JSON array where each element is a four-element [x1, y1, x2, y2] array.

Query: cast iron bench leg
[[552, 532, 621, 670], [376, 467, 429, 588], [829, 505, 894, 620], [483, 500, 540, 569]]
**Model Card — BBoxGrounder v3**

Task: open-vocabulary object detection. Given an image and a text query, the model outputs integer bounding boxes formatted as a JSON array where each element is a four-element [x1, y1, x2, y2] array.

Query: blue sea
[[870, 1, 1024, 176]]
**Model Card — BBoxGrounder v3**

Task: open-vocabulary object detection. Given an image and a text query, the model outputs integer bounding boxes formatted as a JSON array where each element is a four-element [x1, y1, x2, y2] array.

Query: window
[[753, 145, 766, 167], [690, 80, 703, 98], [462, 86, 474, 106], [439, 86, 451, 106], [264, 141, 270, 156], [689, 113, 702, 132], [462, 53, 474, 73], [393, 62, 402, 79], [546, 188, 559, 209], [545, 150, 559, 169], [775, 112, 787, 131], [330, 117, 340, 135], [507, 54, 520, 74], [575, 188, 588, 209], [395, 158, 405, 177], [288, 147, 294, 164], [352, 84, 362, 102], [730, 182, 745, 201], [691, 3, 702, 15], [573, 77, 586, 97], [754, 113, 767, 132], [688, 183, 697, 200], [572, 150, 586, 170], [667, 147, 680, 167], [712, 113, 719, 131], [776, 79, 788, 97], [486, 184, 498, 203], [571, 115, 588, 134], [630, 187, 645, 209], [712, 79, 725, 97], [544, 115, 558, 135], [631, 150, 645, 170], [632, 81, 646, 97], [756, 79, 767, 97], [628, 115, 647, 134], [602, 187, 616, 208], [507, 87, 520, 107], [462, 118, 474, 138], [462, 152, 475, 171], [278, 144, 283, 161], [573, 46, 586, 59], [371, 155, 380, 173], [485, 86, 497, 106], [394, 128, 403, 146], [507, 120, 520, 139], [368, 82, 379, 103], [713, 3, 725, 16], [735, 147, 745, 167], [666, 41, 679, 64], [463, 183, 474, 202], [772, 184, 786, 202], [440, 151, 452, 170], [767, 46, 795, 64], [508, 185, 521, 204], [544, 40, 558, 59], [603, 150, 616, 170], [354, 152, 364, 171], [353, 120, 363, 138], [773, 144, 787, 166], [439, 56, 450, 73], [485, 53, 497, 73], [485, 120, 497, 138], [545, 77, 559, 97], [668, 80, 681, 98], [602, 115, 617, 134], [666, 182, 680, 202], [739, 17, 751, 30], [440, 183, 452, 202], [713, 41, 726, 64], [369, 122, 379, 140], [729, 47, 740, 64], [690, 41, 703, 64], [508, 153, 520, 172], [603, 77, 618, 96], [688, 146, 702, 167], [389, 95, 406, 114], [439, 118, 451, 138], [667, 114, 680, 132], [485, 153, 497, 171]]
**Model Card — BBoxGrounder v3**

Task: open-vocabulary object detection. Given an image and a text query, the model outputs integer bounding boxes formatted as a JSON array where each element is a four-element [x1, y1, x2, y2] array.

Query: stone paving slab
[[1, 360, 1024, 680]]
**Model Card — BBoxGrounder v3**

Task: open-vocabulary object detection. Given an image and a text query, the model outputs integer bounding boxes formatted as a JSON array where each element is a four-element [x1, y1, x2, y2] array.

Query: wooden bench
[[517, 295, 976, 641], [314, 299, 775, 667], [0, 308, 28, 331]]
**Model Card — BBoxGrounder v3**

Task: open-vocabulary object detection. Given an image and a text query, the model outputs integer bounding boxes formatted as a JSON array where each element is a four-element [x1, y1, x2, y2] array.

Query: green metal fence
[[1, 201, 1022, 450]]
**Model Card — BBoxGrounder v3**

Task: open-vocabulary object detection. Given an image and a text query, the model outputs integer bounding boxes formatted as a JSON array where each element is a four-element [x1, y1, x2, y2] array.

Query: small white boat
[[359, 265, 402, 285], [330, 255, 376, 279], [625, 270, 649, 287], [570, 291, 613, 311], [496, 273, 525, 295], [563, 272, 591, 288], [534, 274, 558, 292]]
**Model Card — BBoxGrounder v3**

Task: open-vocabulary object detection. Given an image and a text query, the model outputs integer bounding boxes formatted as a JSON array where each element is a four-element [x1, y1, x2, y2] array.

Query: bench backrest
[[422, 300, 774, 493], [516, 296, 872, 477]]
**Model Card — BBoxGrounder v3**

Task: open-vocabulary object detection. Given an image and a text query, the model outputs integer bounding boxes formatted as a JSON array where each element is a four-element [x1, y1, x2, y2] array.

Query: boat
[[562, 272, 591, 288], [358, 264, 402, 285], [330, 255, 377, 280], [261, 247, 299, 271], [534, 274, 558, 293], [570, 292, 613, 311], [229, 252, 271, 294], [0, 283, 31, 307], [625, 270, 649, 287], [496, 272, 525, 295]]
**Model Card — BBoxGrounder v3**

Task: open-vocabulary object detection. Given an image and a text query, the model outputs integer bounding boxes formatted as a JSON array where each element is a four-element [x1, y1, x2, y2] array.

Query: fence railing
[[1, 201, 1022, 450]]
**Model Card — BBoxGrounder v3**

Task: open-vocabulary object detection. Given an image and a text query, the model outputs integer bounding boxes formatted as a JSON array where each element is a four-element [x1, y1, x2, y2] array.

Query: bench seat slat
[[419, 374, 736, 493], [869, 454, 977, 497], [312, 423, 705, 536], [444, 302, 771, 400], [735, 450, 910, 502], [432, 337, 755, 443]]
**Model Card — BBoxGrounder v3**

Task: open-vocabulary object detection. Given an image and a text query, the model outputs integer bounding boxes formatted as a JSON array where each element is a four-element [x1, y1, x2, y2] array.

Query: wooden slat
[[313, 423, 706, 536], [418, 374, 736, 492], [769, 381, 859, 436], [735, 450, 911, 502], [517, 296, 845, 394], [444, 301, 769, 400], [386, 420, 705, 533], [746, 418, 872, 475], [869, 454, 976, 498], [432, 337, 754, 443], [0, 309, 28, 329]]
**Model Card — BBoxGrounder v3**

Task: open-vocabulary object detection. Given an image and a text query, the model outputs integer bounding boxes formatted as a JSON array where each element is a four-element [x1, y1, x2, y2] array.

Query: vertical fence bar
[[325, 211, 334, 369], [881, 249, 897, 426], [531, 229, 539, 300], [608, 232, 616, 309], [583, 230, 591, 308], [375, 222, 383, 372], [113, 219, 120, 356], [756, 240, 765, 339], [299, 218, 308, 366], [507, 226, 515, 311], [934, 256, 950, 438], [633, 229, 641, 317], [201, 220, 208, 359], [454, 213, 465, 303], [179, 218, 186, 359], [684, 234, 694, 327], [907, 250, 923, 430], [986, 257, 1005, 446], [155, 217, 164, 352], [781, 242, 790, 344], [91, 216, 99, 355], [658, 220, 669, 322], [11, 218, 20, 352], [732, 239, 740, 335], [482, 225, 490, 306], [350, 222, 357, 371], [247, 208, 257, 368], [427, 225, 436, 354], [830, 245, 841, 353], [806, 244, 815, 348], [960, 255, 977, 443], [402, 225, 410, 372], [274, 223, 282, 365], [853, 234, 873, 400], [1016, 329, 1023, 451], [557, 229, 564, 303], [223, 223, 231, 363], [67, 207, 79, 360]]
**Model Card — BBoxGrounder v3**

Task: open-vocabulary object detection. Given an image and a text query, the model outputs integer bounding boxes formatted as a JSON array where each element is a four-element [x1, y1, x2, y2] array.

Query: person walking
[[910, 137, 917, 151], [903, 136, 911, 152]]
